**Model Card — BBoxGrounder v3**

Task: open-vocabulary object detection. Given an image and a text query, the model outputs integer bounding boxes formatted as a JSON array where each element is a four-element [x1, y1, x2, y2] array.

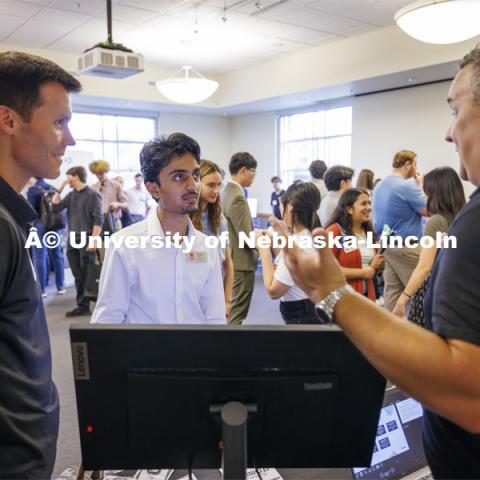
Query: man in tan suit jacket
[[221, 152, 259, 325]]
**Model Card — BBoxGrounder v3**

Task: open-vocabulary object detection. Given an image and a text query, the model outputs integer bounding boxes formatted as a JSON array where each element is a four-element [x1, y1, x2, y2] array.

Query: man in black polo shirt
[[0, 52, 81, 477], [52, 166, 103, 317], [278, 45, 480, 479]]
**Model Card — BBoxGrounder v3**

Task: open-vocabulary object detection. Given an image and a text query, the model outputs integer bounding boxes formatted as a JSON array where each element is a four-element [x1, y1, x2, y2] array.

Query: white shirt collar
[[147, 209, 196, 238]]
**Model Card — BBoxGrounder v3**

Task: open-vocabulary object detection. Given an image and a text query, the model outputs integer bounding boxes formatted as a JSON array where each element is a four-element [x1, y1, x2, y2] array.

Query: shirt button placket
[[175, 247, 183, 323]]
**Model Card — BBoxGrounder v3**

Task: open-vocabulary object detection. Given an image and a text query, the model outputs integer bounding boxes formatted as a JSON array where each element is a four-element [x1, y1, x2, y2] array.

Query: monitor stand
[[210, 401, 258, 480]]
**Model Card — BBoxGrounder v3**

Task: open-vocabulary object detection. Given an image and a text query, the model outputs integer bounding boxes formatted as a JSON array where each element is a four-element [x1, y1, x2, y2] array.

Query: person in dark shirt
[[0, 51, 81, 478], [27, 177, 52, 297], [270, 176, 285, 219], [27, 177, 66, 297], [52, 166, 103, 317], [275, 45, 480, 479]]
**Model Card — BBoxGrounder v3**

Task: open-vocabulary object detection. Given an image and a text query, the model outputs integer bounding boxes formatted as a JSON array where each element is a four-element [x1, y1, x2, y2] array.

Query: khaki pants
[[383, 245, 420, 312], [229, 270, 255, 325]]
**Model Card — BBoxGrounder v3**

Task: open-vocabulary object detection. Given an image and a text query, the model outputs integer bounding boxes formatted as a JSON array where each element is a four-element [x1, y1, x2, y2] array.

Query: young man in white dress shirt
[[91, 133, 226, 324]]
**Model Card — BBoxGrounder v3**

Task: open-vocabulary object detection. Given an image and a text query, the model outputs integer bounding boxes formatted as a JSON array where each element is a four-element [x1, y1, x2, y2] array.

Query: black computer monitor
[[70, 324, 385, 474]]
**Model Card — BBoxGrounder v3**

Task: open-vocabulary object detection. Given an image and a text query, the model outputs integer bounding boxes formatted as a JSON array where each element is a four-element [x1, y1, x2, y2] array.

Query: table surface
[[173, 468, 351, 479], [100, 468, 352, 480]]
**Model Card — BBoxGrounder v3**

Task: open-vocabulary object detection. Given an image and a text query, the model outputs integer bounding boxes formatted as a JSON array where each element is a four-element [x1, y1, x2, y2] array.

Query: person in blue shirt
[[270, 176, 285, 219], [372, 150, 428, 311], [27, 177, 65, 297]]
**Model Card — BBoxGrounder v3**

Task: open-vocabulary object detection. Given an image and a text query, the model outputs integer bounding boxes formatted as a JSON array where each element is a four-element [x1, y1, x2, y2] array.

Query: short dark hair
[[460, 45, 480, 104], [324, 165, 354, 191], [134, 173, 143, 179], [271, 176, 282, 183], [140, 133, 201, 185], [309, 160, 327, 179], [66, 166, 87, 183], [229, 152, 257, 175], [0, 51, 81, 121]]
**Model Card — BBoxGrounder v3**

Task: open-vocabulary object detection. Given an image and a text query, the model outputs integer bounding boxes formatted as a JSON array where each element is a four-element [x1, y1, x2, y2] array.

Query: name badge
[[272, 200, 278, 206], [343, 245, 358, 254], [187, 251, 208, 263]]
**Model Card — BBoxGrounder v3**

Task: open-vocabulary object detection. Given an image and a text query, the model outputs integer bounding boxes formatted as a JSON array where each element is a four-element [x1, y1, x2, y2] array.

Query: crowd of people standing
[[1, 46, 480, 479]]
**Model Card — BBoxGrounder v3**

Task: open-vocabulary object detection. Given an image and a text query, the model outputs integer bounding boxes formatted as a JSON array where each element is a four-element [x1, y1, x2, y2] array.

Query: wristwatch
[[314, 284, 355, 324]]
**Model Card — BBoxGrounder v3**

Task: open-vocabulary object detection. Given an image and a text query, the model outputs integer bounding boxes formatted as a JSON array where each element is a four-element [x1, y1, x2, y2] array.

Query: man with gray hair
[[278, 45, 480, 478]]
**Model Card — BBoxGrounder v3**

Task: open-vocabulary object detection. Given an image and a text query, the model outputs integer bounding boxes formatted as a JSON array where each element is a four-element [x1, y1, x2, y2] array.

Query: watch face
[[314, 306, 330, 324]]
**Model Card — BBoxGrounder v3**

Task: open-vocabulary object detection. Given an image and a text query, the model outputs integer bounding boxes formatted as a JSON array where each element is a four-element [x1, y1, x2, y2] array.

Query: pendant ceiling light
[[395, 0, 480, 44], [155, 66, 219, 104]]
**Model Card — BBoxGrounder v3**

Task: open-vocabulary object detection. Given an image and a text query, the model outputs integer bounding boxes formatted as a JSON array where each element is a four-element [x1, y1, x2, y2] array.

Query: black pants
[[66, 246, 94, 308], [279, 299, 322, 325]]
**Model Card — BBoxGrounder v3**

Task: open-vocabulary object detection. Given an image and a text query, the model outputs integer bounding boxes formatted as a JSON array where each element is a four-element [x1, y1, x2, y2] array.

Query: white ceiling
[[0, 0, 416, 74]]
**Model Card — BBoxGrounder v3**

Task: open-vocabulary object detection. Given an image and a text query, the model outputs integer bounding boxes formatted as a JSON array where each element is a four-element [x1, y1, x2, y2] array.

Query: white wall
[[158, 112, 231, 171], [229, 112, 277, 213], [351, 82, 475, 196], [218, 26, 480, 107]]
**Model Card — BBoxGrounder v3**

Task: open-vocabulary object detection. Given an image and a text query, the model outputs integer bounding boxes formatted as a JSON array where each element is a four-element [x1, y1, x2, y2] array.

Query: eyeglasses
[[248, 168, 257, 175]]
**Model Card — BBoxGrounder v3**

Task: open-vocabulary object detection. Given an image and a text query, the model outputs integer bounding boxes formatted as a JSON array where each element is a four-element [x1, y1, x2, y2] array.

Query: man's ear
[[0, 105, 19, 136], [146, 180, 161, 200]]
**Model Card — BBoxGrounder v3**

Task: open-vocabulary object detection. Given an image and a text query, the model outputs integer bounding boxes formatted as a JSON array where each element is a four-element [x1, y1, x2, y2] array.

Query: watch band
[[314, 284, 355, 324]]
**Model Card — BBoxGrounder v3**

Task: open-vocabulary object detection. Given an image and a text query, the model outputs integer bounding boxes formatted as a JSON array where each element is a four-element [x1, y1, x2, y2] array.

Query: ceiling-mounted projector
[[78, 43, 144, 79], [77, 0, 144, 79]]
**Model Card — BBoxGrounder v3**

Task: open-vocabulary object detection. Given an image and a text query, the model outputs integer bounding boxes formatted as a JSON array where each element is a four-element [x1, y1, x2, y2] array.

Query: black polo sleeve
[[0, 217, 17, 299], [90, 190, 104, 228], [51, 191, 70, 213], [430, 198, 480, 345]]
